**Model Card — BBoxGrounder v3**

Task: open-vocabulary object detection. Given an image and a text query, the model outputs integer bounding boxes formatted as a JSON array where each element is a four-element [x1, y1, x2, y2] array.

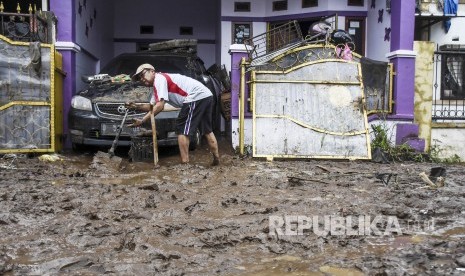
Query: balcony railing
[[0, 5, 52, 43]]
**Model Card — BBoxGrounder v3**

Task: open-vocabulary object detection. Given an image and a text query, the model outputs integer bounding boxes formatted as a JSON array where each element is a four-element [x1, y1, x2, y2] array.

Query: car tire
[[189, 129, 201, 151], [71, 142, 85, 152]]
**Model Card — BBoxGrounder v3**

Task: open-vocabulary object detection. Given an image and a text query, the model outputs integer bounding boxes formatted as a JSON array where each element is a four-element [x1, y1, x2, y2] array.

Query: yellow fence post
[[239, 57, 246, 155], [54, 51, 65, 152]]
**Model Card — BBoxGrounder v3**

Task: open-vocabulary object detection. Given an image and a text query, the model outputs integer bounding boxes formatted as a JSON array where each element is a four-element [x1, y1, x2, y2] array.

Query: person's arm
[[129, 99, 165, 127], [151, 99, 165, 117], [125, 102, 151, 112]]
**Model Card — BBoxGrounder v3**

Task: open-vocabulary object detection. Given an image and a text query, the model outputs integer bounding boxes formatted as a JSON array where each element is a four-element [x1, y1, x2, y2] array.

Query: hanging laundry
[[443, 0, 458, 33]]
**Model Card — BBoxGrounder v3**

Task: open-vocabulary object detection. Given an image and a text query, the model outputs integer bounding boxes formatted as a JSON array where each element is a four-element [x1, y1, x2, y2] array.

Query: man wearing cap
[[127, 63, 220, 166]]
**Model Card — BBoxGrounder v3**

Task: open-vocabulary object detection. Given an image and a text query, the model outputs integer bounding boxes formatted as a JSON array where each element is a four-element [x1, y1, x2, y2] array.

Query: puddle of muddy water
[[238, 255, 365, 276], [441, 226, 465, 238]]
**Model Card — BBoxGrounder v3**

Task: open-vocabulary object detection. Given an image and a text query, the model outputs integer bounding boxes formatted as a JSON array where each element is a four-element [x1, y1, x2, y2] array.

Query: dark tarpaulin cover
[[360, 57, 389, 112]]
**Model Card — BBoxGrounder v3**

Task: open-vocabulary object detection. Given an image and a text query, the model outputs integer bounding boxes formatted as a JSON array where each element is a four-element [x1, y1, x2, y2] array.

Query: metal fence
[[0, 10, 52, 43], [432, 45, 465, 121]]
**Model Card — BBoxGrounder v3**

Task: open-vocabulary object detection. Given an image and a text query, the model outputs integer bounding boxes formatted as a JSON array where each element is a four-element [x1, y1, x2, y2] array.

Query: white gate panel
[[252, 55, 371, 159]]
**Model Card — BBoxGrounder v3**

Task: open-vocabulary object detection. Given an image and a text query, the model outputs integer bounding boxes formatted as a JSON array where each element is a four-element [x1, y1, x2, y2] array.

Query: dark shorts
[[176, 96, 213, 136]]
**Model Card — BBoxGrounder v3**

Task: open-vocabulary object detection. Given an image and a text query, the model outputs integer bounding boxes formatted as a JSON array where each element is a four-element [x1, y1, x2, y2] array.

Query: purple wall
[[390, 0, 415, 51], [230, 49, 250, 119], [388, 0, 416, 119], [50, 0, 76, 149]]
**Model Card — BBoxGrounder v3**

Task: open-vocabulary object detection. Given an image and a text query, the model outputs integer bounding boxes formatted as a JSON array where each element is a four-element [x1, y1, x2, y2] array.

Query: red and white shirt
[[149, 73, 212, 108]]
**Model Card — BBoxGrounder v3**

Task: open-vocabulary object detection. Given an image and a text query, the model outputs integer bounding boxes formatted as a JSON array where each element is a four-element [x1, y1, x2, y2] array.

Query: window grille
[[439, 45, 465, 101], [433, 45, 465, 120]]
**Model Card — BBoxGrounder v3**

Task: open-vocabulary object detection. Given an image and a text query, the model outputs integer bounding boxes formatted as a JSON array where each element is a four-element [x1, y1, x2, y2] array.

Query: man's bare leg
[[205, 132, 220, 165], [178, 135, 190, 163]]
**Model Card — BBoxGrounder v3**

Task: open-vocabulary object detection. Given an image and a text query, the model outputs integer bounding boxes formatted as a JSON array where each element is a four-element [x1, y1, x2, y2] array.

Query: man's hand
[[128, 118, 143, 127], [125, 102, 138, 110]]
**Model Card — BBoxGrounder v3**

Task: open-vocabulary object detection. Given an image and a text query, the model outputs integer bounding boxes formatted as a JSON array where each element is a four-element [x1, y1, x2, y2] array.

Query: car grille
[[88, 129, 100, 138], [95, 103, 145, 119]]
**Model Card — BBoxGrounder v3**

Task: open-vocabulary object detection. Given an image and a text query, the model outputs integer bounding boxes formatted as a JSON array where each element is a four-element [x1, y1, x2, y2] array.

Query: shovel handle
[[108, 109, 129, 156], [150, 105, 159, 166]]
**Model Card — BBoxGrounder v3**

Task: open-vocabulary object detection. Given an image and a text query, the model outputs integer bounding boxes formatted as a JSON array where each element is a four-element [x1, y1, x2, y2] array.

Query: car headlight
[[71, 95, 92, 111]]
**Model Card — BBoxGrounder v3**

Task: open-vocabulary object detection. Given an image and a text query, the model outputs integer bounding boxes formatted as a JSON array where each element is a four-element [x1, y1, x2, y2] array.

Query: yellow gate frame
[[0, 34, 62, 153]]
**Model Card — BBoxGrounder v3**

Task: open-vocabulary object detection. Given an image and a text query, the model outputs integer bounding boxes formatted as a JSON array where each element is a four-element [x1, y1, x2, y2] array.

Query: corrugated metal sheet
[[0, 35, 56, 152], [252, 51, 371, 159]]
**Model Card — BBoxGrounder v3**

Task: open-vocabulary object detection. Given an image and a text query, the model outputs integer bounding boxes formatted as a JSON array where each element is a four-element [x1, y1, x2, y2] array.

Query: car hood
[[79, 82, 152, 103]]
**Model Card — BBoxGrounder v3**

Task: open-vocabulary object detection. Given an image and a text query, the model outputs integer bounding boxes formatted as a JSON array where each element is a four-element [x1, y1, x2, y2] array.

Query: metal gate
[[0, 35, 62, 153], [250, 45, 371, 160]]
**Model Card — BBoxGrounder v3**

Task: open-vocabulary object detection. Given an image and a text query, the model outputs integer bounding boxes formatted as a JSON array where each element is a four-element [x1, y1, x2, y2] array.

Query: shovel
[[108, 108, 130, 157], [150, 104, 159, 166]]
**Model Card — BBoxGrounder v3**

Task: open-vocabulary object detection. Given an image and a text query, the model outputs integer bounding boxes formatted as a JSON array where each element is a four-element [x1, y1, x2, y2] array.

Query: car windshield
[[99, 54, 192, 76]]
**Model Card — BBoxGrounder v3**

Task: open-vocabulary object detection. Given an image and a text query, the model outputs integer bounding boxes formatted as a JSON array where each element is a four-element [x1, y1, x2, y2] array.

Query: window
[[140, 25, 153, 34], [234, 2, 251, 12], [302, 0, 318, 8], [232, 22, 252, 44], [348, 0, 364, 6], [273, 0, 288, 11], [180, 26, 193, 35], [441, 53, 465, 100]]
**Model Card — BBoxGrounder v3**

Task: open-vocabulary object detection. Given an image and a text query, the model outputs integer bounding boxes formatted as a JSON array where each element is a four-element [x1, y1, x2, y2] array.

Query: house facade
[[2, 0, 465, 158]]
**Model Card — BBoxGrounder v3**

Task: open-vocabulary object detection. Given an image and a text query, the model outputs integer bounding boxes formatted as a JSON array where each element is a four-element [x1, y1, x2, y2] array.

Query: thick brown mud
[[1, 139, 465, 275]]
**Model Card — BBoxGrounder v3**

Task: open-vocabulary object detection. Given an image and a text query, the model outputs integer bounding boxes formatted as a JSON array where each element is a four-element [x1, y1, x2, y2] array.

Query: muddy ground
[[1, 138, 465, 276]]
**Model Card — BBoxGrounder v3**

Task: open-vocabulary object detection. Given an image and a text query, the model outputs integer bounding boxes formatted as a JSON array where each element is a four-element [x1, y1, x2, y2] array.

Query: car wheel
[[71, 142, 85, 152], [189, 129, 201, 151]]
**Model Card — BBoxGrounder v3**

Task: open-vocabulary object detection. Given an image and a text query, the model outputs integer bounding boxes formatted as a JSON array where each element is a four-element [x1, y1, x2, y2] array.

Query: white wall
[[430, 4, 465, 45], [366, 0, 391, 61], [231, 119, 253, 151], [220, 21, 267, 74], [368, 119, 399, 145], [327, 1, 365, 11], [432, 128, 465, 160]]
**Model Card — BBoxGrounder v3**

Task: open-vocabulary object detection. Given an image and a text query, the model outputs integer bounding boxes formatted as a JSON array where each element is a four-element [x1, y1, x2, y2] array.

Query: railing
[[0, 6, 50, 43], [243, 20, 304, 66], [432, 45, 465, 121]]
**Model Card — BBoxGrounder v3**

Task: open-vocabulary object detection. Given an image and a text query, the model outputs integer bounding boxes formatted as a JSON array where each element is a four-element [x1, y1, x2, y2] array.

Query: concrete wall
[[429, 4, 465, 45], [112, 0, 219, 69], [414, 41, 435, 151], [74, 0, 114, 91], [431, 128, 465, 160]]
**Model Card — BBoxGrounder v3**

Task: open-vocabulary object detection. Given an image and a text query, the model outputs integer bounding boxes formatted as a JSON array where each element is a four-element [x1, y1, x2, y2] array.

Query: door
[[345, 17, 365, 56]]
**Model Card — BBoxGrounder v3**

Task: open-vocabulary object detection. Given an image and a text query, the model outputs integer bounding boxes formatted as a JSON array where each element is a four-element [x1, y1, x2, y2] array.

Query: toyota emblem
[[117, 105, 128, 114]]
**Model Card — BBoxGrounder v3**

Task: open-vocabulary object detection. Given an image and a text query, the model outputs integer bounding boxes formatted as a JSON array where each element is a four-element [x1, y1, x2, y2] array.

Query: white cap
[[132, 63, 155, 80]]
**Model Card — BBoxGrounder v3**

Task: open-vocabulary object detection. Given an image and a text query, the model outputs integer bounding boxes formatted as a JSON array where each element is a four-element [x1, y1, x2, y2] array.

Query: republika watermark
[[269, 215, 435, 236]]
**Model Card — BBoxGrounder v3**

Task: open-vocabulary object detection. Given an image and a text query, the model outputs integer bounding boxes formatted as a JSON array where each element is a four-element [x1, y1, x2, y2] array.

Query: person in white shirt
[[128, 63, 220, 166]]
